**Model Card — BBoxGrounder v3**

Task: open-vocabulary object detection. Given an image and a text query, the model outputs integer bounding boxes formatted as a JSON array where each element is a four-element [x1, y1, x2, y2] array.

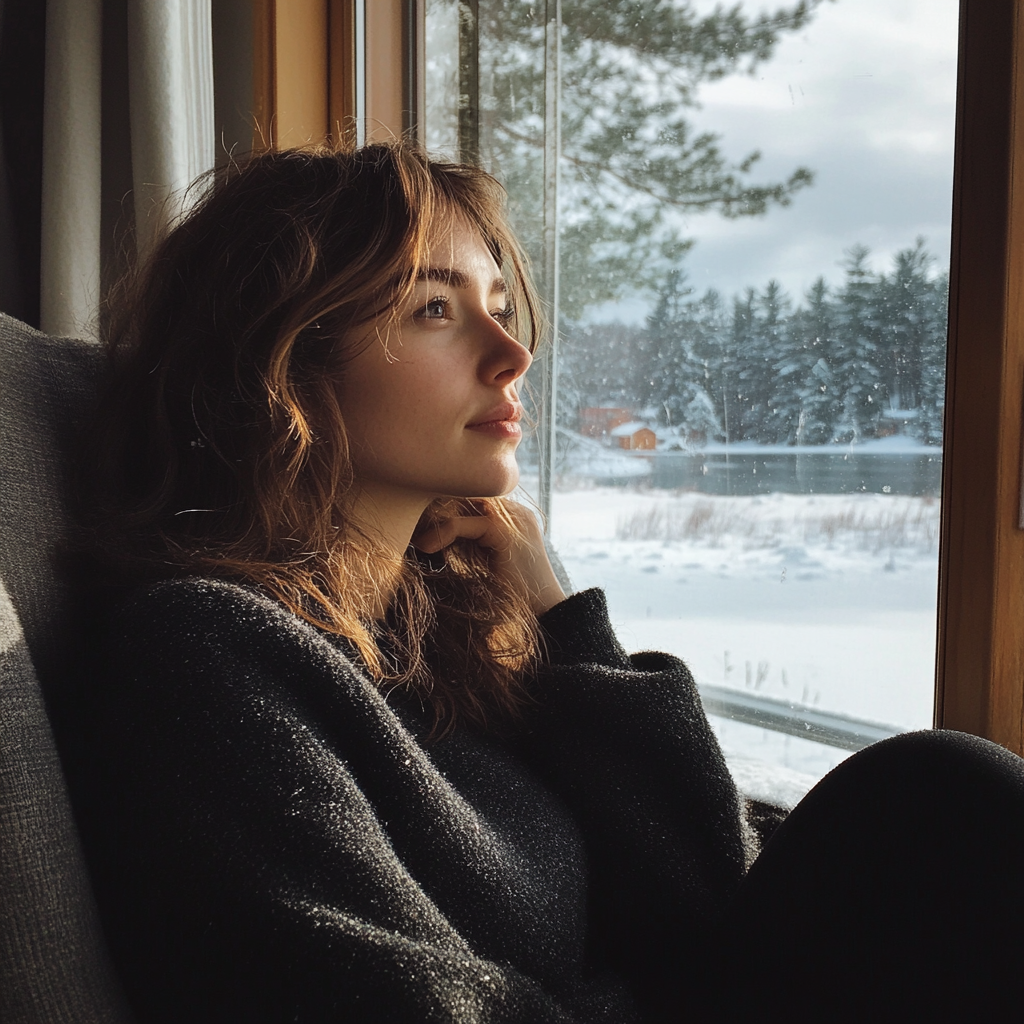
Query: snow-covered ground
[[535, 485, 940, 802]]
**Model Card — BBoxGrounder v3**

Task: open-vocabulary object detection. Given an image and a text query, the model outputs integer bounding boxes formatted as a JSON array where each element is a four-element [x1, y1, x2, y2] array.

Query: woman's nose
[[480, 317, 532, 385]]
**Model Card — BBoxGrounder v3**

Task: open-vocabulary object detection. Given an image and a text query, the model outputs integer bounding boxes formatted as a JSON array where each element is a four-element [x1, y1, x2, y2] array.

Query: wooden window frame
[[937, 0, 1024, 755], [252, 0, 419, 148], [257, 0, 1024, 757]]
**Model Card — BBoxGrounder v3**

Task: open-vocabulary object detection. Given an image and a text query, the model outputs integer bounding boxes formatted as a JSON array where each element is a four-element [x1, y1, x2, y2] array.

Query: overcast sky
[[606, 0, 960, 320]]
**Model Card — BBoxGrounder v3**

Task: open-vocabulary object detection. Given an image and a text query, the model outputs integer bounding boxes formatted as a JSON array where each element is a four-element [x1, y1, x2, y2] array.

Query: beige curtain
[[127, 0, 215, 261], [39, 0, 102, 339], [39, 0, 215, 340]]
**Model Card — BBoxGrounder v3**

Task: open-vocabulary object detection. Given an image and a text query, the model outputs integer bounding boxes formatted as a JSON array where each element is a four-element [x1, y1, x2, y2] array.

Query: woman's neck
[[348, 486, 430, 556], [346, 486, 433, 620]]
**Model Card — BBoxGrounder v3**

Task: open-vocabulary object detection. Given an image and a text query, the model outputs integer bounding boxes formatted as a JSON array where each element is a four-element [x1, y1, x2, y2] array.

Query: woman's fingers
[[412, 503, 566, 615], [412, 515, 499, 554]]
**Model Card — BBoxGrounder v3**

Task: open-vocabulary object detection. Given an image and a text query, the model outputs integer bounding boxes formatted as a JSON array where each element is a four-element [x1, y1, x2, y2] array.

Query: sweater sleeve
[[74, 578, 629, 1024], [523, 589, 751, 1021], [537, 588, 632, 670]]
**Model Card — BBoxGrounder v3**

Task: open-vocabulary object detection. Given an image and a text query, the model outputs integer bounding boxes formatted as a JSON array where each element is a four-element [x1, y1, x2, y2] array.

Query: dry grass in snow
[[615, 494, 939, 555]]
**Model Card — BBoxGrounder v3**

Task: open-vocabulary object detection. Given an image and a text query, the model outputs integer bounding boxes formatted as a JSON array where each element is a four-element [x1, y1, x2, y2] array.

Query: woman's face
[[336, 217, 533, 516]]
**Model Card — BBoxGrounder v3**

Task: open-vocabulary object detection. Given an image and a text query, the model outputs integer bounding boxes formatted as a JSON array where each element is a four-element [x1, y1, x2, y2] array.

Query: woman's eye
[[492, 307, 515, 328], [419, 297, 450, 320]]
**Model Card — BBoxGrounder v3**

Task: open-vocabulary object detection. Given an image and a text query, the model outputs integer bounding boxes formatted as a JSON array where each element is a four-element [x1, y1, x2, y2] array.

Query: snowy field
[[536, 486, 940, 802]]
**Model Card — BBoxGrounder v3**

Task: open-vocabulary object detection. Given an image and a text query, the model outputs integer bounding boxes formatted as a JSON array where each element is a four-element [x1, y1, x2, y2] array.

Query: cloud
[[651, 0, 959, 305]]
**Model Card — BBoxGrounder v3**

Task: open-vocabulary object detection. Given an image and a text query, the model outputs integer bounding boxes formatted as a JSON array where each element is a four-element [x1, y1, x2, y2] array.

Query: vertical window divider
[[457, 1, 479, 165], [403, 0, 425, 143], [537, 0, 561, 530], [328, 1, 357, 145], [354, 0, 366, 145]]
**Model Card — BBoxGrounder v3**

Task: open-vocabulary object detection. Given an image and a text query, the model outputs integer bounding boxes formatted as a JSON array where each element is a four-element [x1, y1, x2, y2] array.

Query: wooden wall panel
[[937, 0, 1024, 753], [253, 0, 398, 149], [365, 0, 403, 141], [253, 0, 347, 149], [251, 0, 275, 150], [274, 0, 329, 146]]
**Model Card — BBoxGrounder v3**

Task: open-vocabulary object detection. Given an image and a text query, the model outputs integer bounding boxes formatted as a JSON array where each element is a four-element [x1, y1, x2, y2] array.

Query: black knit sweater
[[69, 578, 752, 1023]]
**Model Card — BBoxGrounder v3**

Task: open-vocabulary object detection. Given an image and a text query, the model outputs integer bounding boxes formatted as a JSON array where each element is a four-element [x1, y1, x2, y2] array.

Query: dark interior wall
[[212, 0, 254, 167], [0, 0, 45, 327], [100, 0, 134, 315]]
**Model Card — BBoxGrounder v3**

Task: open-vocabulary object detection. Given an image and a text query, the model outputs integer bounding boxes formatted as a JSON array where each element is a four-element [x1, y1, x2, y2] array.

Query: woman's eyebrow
[[417, 267, 507, 295]]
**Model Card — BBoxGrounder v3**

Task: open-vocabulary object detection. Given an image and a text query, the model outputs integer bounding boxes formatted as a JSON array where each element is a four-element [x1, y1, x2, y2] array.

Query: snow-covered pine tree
[[796, 278, 840, 444], [560, 238, 946, 450], [686, 288, 729, 442], [643, 270, 720, 441], [722, 289, 757, 441], [643, 267, 691, 406], [915, 269, 949, 445], [833, 245, 884, 441], [558, 320, 648, 421], [769, 277, 836, 444], [731, 285, 779, 440], [875, 239, 934, 419], [756, 280, 792, 441]]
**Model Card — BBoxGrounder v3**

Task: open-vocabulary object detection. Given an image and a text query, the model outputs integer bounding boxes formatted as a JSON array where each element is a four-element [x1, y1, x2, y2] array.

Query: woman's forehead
[[419, 215, 502, 283]]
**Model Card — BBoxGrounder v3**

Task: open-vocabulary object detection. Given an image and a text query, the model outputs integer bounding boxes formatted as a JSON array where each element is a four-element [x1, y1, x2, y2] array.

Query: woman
[[67, 142, 1024, 1023]]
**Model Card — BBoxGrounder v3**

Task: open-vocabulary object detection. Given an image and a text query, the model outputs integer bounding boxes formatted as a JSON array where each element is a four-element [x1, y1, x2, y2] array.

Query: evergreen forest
[[559, 239, 948, 447]]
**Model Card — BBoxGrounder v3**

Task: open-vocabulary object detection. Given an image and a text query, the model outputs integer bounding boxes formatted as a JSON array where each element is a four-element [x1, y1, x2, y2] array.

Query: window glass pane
[[425, 0, 958, 804]]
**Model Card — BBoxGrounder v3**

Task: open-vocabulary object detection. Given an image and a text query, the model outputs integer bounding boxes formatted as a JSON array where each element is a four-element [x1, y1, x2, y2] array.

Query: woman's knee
[[747, 727, 1024, 893], [808, 727, 1024, 817]]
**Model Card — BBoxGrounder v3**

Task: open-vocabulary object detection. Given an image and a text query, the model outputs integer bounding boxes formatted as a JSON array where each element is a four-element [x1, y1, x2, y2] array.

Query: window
[[420, 0, 969, 801], [258, 0, 1024, 775]]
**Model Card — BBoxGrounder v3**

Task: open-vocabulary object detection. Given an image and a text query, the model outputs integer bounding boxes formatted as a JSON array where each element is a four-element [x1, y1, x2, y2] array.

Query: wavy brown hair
[[80, 141, 544, 738]]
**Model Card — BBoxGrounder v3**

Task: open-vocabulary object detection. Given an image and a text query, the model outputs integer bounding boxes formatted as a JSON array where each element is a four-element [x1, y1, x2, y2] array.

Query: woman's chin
[[491, 462, 521, 497], [457, 463, 521, 500]]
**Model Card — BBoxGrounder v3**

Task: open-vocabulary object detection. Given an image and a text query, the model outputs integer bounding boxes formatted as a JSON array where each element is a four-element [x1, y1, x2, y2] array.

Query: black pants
[[709, 730, 1024, 1023]]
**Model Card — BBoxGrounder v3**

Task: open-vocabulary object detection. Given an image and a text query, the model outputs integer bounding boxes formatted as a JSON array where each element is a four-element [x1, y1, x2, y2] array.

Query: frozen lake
[[537, 486, 940, 802]]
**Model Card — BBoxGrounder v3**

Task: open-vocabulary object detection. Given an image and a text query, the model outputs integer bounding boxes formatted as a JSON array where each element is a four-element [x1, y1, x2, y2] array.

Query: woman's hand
[[413, 501, 567, 616]]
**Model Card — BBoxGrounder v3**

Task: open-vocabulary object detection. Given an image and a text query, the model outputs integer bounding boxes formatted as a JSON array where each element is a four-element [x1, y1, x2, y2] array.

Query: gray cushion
[[0, 313, 104, 691], [0, 580, 132, 1023], [0, 316, 132, 1022]]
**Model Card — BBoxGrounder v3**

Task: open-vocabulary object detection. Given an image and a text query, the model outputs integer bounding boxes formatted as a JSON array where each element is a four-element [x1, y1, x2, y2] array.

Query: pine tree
[[687, 288, 730, 441], [642, 270, 720, 440], [875, 239, 933, 412], [916, 270, 949, 445], [558, 320, 648, 419], [770, 277, 835, 444], [868, 239, 948, 444], [730, 286, 784, 441], [721, 289, 756, 441], [795, 278, 840, 444], [561, 239, 947, 449], [832, 245, 883, 441], [756, 280, 791, 441], [643, 268, 691, 413]]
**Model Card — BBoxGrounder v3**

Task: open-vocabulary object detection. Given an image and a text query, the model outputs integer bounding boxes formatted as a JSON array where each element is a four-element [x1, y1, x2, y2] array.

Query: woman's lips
[[466, 403, 523, 439]]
